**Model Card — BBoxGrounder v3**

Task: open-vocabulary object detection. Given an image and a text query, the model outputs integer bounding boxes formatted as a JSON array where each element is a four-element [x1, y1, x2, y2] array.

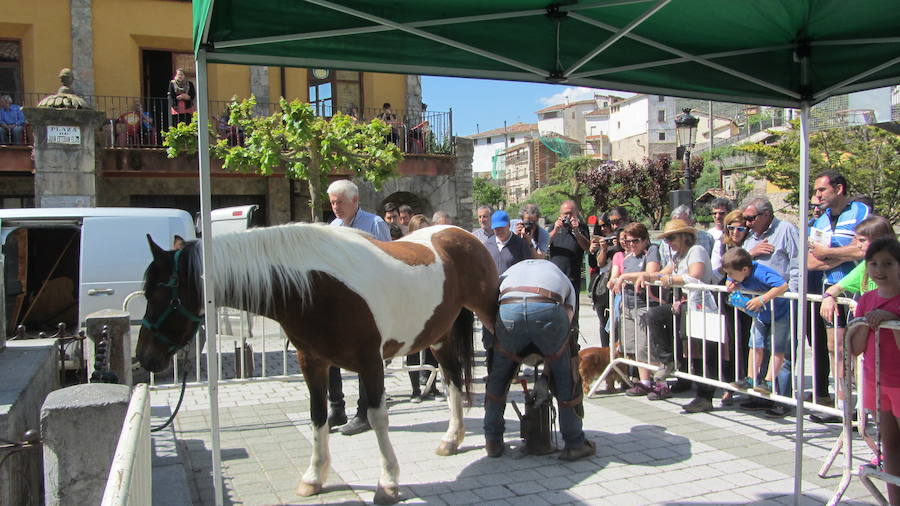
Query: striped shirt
[[809, 200, 869, 286]]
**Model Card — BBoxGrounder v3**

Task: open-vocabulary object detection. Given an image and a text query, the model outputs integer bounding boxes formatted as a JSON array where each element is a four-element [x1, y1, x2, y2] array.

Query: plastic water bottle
[[729, 291, 762, 319]]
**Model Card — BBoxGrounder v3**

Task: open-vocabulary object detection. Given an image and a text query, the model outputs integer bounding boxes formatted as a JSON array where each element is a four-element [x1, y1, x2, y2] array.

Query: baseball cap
[[491, 210, 510, 229]]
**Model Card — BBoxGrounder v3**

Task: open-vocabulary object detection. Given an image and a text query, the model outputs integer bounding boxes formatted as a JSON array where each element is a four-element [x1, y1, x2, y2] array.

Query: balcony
[[0, 92, 454, 156]]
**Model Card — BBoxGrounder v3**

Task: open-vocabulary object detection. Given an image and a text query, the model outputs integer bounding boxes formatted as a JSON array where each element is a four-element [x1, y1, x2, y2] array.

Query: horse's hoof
[[374, 484, 400, 504], [296, 480, 322, 497], [435, 440, 459, 456]]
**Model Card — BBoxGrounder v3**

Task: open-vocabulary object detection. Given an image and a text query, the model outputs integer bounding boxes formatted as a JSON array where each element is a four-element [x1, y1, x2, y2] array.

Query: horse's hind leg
[[295, 351, 330, 497], [360, 361, 400, 505], [431, 338, 466, 456]]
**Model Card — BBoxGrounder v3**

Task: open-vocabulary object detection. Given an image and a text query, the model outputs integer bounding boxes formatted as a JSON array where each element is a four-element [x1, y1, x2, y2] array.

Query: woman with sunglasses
[[711, 210, 754, 404], [636, 219, 719, 413]]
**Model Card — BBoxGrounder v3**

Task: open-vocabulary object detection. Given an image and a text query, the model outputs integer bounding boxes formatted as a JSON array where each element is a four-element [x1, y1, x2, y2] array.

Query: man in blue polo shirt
[[807, 170, 869, 422], [326, 179, 391, 436]]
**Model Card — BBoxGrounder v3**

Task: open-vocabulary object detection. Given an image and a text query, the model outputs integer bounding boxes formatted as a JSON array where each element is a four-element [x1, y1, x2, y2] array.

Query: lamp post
[[670, 107, 699, 211]]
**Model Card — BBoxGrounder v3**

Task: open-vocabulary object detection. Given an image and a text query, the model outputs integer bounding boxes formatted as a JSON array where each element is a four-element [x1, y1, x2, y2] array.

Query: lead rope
[[151, 366, 190, 433]]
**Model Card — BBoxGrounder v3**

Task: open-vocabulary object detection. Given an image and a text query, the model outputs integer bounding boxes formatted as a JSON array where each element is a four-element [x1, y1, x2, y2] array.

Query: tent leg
[[196, 47, 224, 506]]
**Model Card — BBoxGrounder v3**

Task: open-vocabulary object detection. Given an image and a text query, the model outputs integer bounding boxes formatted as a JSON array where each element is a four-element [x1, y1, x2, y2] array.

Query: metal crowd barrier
[[586, 279, 871, 502], [831, 320, 900, 505], [102, 384, 151, 506]]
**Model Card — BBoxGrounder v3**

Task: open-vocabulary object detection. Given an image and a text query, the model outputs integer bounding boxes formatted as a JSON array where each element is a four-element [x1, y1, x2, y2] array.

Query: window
[[617, 121, 621, 128], [486, 137, 492, 143], [658, 132, 666, 141], [658, 110, 666, 122], [509, 136, 515, 143], [658, 95, 665, 102], [308, 69, 333, 117], [0, 40, 22, 103]]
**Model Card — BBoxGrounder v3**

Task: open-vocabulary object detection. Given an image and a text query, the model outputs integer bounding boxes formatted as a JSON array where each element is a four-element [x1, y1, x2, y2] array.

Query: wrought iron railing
[[0, 91, 454, 155]]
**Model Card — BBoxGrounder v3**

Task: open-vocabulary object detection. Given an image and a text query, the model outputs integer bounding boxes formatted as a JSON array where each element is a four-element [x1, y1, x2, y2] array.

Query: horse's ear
[[147, 234, 165, 259], [173, 235, 186, 250]]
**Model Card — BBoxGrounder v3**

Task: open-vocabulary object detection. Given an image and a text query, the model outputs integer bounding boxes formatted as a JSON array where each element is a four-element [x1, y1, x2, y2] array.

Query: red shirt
[[855, 291, 900, 388]]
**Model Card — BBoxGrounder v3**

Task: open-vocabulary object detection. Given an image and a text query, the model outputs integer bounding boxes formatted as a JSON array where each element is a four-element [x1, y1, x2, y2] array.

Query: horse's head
[[136, 234, 202, 373]]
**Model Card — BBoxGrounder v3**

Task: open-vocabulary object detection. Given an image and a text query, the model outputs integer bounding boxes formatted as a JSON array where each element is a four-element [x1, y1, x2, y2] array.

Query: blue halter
[[141, 249, 203, 353]]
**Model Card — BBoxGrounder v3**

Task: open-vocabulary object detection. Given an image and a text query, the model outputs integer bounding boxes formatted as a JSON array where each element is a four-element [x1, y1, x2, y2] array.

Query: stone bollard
[[85, 310, 133, 386], [41, 383, 130, 506]]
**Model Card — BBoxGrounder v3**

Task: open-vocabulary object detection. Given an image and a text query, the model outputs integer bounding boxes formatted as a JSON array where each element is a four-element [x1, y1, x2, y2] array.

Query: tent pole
[[195, 47, 225, 506], [794, 99, 811, 505]]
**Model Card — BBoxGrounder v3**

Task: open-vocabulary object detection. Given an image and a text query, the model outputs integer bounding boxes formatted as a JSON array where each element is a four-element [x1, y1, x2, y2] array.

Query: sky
[[422, 76, 634, 137]]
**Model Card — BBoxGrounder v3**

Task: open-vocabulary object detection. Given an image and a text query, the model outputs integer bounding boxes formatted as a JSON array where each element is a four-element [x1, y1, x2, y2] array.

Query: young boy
[[721, 248, 790, 398]]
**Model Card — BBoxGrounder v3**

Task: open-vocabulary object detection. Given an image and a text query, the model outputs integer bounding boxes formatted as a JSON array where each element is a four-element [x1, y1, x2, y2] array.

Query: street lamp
[[670, 107, 699, 210]]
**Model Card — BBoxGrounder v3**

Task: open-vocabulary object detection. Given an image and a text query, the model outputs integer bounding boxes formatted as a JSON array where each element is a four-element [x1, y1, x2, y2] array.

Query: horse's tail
[[450, 307, 476, 403]]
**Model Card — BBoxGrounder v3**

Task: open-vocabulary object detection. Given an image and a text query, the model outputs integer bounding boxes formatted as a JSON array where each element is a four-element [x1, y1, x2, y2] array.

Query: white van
[[1, 207, 196, 338]]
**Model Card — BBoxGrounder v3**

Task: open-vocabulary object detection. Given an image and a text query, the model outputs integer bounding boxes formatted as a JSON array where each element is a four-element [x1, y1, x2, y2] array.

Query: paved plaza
[[149, 296, 884, 505]]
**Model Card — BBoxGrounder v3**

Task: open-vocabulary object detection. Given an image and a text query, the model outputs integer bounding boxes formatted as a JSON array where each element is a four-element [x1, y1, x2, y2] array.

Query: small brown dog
[[578, 347, 628, 393]]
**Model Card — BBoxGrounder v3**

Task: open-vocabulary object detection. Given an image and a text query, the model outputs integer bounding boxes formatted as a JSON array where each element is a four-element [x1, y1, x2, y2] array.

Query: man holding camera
[[548, 201, 591, 327], [514, 203, 549, 259]]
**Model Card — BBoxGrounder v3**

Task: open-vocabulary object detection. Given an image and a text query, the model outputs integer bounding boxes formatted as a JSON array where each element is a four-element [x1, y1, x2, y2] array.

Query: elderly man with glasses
[[737, 196, 801, 415]]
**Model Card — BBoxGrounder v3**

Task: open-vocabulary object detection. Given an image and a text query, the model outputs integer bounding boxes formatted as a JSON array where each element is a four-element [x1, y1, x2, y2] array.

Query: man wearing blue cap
[[482, 209, 536, 372]]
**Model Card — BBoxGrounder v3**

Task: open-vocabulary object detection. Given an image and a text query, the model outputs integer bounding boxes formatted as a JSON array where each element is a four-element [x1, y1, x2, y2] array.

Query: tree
[[577, 155, 703, 228], [738, 122, 900, 221], [164, 97, 403, 221], [472, 176, 505, 209], [547, 157, 595, 215]]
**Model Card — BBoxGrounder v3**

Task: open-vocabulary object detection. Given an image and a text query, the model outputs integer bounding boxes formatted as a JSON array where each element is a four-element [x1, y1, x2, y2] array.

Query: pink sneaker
[[626, 382, 653, 397], [647, 383, 670, 401]]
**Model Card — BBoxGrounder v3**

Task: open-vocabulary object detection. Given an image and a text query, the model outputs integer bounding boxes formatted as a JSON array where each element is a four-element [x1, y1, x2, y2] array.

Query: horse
[[136, 223, 498, 504]]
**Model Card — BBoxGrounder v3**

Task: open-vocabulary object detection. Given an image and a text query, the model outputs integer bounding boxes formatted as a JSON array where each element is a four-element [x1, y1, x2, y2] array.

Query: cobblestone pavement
[[150, 296, 883, 505]]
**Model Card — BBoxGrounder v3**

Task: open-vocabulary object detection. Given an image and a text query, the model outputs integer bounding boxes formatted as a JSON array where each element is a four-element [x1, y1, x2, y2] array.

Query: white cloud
[[537, 86, 634, 106]]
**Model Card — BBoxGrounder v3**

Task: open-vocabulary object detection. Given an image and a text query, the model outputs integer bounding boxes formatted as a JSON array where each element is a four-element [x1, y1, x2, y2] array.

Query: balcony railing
[[0, 92, 454, 155]]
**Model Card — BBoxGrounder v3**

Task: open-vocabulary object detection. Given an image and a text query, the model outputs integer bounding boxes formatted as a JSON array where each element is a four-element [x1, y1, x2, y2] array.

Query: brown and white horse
[[136, 223, 498, 504]]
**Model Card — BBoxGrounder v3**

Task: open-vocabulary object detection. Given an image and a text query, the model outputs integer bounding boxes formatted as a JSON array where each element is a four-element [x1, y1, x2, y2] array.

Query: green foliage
[[547, 156, 596, 215], [526, 183, 595, 221], [737, 122, 900, 221], [163, 97, 403, 221], [472, 176, 505, 208]]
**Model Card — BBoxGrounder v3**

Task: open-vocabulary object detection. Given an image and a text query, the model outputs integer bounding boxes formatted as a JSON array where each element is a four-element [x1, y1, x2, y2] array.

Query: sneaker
[[340, 416, 371, 436], [647, 383, 670, 401], [721, 391, 735, 406], [410, 394, 423, 404], [739, 398, 774, 411], [730, 377, 753, 390], [559, 440, 596, 462], [625, 382, 653, 397], [765, 405, 793, 418], [752, 381, 773, 395], [683, 397, 713, 413], [652, 362, 675, 382], [803, 392, 834, 406], [809, 413, 843, 424]]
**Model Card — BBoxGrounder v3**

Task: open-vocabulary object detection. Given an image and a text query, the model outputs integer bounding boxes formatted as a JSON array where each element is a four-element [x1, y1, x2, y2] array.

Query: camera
[[522, 221, 535, 235], [562, 217, 572, 231]]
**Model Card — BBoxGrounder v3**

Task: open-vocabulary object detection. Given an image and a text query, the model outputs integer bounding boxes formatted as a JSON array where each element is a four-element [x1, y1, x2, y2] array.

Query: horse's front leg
[[431, 340, 466, 456], [360, 360, 400, 505], [294, 350, 331, 497]]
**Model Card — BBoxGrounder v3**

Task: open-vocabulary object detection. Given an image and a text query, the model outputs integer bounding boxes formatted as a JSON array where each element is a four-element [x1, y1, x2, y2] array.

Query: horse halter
[[141, 249, 203, 353]]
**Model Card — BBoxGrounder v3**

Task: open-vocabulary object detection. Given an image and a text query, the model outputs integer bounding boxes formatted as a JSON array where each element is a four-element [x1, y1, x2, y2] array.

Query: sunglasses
[[742, 214, 759, 222], [622, 238, 641, 244], [727, 225, 748, 232]]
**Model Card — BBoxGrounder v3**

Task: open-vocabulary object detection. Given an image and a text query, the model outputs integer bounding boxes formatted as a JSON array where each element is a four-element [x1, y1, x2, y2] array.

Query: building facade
[[608, 94, 677, 164], [465, 122, 539, 177], [0, 0, 471, 226]]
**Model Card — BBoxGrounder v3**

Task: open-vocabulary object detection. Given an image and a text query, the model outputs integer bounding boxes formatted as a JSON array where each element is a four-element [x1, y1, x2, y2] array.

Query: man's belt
[[499, 296, 559, 305], [499, 286, 565, 305]]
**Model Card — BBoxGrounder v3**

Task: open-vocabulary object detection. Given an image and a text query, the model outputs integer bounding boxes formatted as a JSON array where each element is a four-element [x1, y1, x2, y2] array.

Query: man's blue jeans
[[484, 301, 585, 449]]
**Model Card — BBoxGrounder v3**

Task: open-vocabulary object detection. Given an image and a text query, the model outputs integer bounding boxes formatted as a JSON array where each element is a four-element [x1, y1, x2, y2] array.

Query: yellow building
[[1, 0, 408, 119], [0, 0, 475, 225]]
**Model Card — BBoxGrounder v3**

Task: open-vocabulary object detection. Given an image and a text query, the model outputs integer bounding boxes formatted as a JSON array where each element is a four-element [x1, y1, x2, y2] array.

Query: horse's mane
[[183, 223, 381, 314]]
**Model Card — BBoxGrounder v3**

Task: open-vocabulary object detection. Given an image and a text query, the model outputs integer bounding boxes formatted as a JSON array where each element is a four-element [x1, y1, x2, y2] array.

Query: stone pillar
[[85, 310, 133, 386], [0, 339, 59, 506], [405, 75, 422, 116], [23, 107, 105, 207], [41, 383, 130, 506], [70, 0, 95, 98], [250, 66, 270, 114], [454, 137, 476, 229]]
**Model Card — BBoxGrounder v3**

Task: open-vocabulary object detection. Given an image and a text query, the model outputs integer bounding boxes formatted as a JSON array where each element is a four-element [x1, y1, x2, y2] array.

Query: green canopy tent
[[187, 2, 900, 504]]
